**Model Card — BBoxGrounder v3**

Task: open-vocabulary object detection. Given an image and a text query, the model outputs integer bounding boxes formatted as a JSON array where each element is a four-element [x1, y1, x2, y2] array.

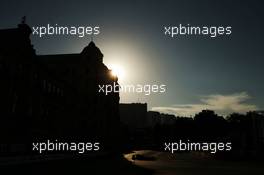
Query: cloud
[[152, 92, 258, 117]]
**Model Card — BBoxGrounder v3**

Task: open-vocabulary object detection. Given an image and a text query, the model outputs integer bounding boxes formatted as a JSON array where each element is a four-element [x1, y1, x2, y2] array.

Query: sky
[[1, 0, 263, 116]]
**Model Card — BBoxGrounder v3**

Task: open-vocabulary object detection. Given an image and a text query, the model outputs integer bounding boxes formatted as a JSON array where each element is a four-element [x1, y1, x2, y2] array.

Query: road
[[124, 150, 264, 175]]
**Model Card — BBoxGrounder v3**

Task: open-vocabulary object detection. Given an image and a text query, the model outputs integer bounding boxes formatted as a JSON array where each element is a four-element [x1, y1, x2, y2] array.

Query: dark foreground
[[0, 154, 153, 175], [1, 151, 264, 175]]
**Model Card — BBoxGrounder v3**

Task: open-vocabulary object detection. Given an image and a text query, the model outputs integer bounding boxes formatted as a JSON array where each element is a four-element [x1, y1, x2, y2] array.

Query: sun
[[109, 64, 125, 79]]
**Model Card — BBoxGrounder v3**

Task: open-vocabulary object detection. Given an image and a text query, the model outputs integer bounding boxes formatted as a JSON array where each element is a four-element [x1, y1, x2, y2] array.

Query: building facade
[[0, 23, 120, 154]]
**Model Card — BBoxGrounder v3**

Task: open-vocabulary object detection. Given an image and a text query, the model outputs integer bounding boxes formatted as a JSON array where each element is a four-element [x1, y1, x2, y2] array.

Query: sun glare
[[109, 64, 125, 79]]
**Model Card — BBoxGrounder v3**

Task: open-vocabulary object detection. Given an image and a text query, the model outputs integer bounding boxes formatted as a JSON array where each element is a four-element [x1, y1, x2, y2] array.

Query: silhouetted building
[[243, 112, 264, 156], [160, 113, 176, 125], [227, 111, 264, 157], [0, 23, 120, 154], [146, 111, 176, 127], [147, 111, 161, 128], [119, 103, 147, 131]]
